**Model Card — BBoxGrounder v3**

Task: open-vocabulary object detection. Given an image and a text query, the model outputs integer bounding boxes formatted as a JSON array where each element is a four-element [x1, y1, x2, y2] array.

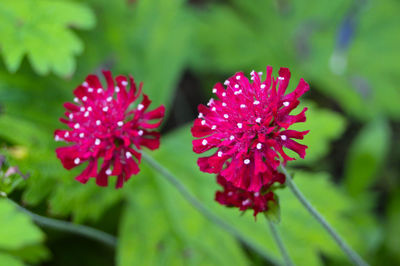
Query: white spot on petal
[[257, 143, 262, 150], [240, 104, 246, 109], [211, 125, 217, 130], [69, 114, 74, 120], [201, 120, 206, 125], [224, 80, 230, 85], [202, 139, 208, 146], [106, 169, 112, 175], [122, 81, 128, 86], [236, 75, 241, 80], [254, 192, 260, 197], [64, 132, 69, 138], [74, 97, 79, 103], [82, 96, 88, 102], [258, 72, 263, 76], [115, 86, 120, 93], [229, 135, 235, 141], [74, 123, 80, 129], [283, 101, 290, 107], [222, 92, 226, 97], [234, 84, 239, 89], [74, 158, 80, 165], [88, 87, 94, 93], [198, 113, 204, 119], [117, 121, 123, 127], [218, 151, 223, 157], [260, 84, 266, 89], [281, 135, 287, 140], [237, 123, 243, 129], [223, 114, 229, 119], [106, 96, 113, 102], [84, 111, 89, 117], [212, 107, 216, 111], [138, 130, 144, 136], [138, 104, 144, 111], [79, 133, 84, 138], [83, 81, 88, 87], [102, 106, 109, 112], [242, 199, 251, 206], [253, 100, 260, 105], [255, 117, 261, 123], [126, 151, 132, 158], [97, 88, 102, 94], [95, 139, 101, 145], [212, 88, 217, 93], [55, 135, 61, 141], [222, 102, 227, 107], [96, 120, 101, 126], [244, 159, 250, 164], [80, 107, 85, 112], [87, 106, 93, 111], [278, 76, 285, 80]]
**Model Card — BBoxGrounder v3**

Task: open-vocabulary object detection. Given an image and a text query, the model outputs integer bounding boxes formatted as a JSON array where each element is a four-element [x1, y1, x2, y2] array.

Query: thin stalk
[[7, 199, 117, 248], [141, 152, 279, 265], [280, 165, 368, 266], [266, 217, 294, 266]]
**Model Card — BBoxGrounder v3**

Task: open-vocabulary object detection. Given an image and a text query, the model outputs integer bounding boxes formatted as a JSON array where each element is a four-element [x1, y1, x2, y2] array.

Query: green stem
[[141, 152, 279, 265], [281, 165, 368, 266], [8, 199, 117, 248], [266, 217, 294, 266]]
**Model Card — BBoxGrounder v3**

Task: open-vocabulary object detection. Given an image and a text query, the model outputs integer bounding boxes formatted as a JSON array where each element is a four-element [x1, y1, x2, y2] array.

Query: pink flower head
[[215, 175, 276, 217], [192, 66, 309, 192], [55, 71, 165, 188]]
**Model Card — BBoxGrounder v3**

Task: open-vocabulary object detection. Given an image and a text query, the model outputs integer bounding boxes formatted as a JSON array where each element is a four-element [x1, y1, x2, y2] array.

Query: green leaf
[[386, 190, 400, 262], [0, 0, 95, 77], [149, 125, 374, 265], [290, 101, 346, 165], [344, 118, 390, 197], [0, 199, 49, 264], [0, 252, 23, 266], [117, 167, 249, 266], [0, 200, 44, 249]]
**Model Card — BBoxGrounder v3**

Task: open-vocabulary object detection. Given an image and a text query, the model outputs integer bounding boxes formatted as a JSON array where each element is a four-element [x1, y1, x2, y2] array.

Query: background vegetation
[[0, 0, 399, 265]]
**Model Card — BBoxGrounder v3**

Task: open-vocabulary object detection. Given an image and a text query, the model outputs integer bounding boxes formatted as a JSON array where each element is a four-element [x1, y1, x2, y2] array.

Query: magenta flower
[[215, 175, 277, 217], [55, 71, 165, 188], [192, 66, 309, 192]]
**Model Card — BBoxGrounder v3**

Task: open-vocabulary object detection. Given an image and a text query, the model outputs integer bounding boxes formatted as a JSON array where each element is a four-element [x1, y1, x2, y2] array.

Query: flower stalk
[[266, 216, 294, 266], [281, 165, 369, 266], [7, 199, 117, 248]]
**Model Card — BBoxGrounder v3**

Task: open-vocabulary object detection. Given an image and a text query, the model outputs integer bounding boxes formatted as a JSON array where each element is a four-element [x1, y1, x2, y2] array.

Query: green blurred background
[[0, 0, 399, 265]]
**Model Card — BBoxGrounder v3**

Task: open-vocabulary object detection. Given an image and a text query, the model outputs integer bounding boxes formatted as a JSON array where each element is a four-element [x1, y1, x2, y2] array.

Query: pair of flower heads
[[55, 66, 309, 217]]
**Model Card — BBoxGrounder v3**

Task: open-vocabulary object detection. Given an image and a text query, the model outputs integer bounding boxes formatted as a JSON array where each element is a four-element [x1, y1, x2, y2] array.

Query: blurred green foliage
[[0, 0, 398, 265], [0, 200, 49, 265]]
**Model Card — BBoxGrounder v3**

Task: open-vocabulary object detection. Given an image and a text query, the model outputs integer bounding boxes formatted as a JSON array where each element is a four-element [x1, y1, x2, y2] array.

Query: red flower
[[215, 175, 276, 217], [55, 71, 165, 188], [192, 66, 309, 192]]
